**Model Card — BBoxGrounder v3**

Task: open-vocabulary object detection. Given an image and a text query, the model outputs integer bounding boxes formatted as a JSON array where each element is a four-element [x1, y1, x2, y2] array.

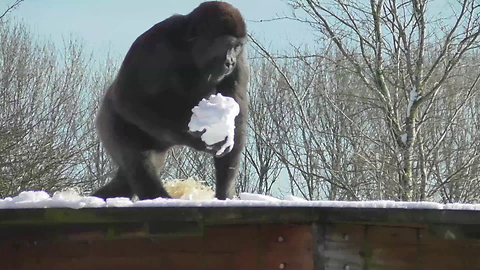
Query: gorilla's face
[[190, 35, 247, 83]]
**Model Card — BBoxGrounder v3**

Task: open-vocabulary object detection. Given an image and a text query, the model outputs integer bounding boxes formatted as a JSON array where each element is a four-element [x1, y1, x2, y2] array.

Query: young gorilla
[[92, 2, 249, 200]]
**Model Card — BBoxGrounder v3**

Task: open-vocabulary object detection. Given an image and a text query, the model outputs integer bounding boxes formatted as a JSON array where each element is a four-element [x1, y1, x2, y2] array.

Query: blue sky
[[8, 0, 315, 57], [6, 0, 452, 58]]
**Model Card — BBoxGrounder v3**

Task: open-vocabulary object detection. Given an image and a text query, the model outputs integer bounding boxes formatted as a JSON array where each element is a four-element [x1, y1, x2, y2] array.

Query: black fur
[[92, 1, 248, 200]]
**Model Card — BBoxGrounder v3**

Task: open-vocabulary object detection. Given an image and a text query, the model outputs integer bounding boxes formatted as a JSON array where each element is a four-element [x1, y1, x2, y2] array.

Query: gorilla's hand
[[188, 129, 233, 157]]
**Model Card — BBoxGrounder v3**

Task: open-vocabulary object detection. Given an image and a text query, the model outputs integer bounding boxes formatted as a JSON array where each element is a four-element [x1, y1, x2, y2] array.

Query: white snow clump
[[188, 93, 240, 156]]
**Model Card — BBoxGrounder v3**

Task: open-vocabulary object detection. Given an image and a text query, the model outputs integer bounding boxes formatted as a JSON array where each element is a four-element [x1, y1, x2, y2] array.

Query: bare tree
[[75, 55, 119, 194], [243, 58, 283, 195], [278, 0, 480, 201], [0, 20, 118, 196], [0, 0, 24, 22]]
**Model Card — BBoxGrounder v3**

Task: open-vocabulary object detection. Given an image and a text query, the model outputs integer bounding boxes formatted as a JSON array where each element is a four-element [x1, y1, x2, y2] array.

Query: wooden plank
[[321, 224, 480, 270], [323, 224, 365, 270], [2, 207, 480, 228], [205, 224, 314, 269], [203, 225, 258, 253], [90, 238, 205, 256], [33, 253, 208, 269], [0, 224, 314, 270], [0, 221, 203, 242], [312, 223, 326, 269], [259, 224, 313, 269], [203, 225, 261, 268], [367, 226, 419, 270], [3, 206, 480, 269], [419, 231, 480, 270]]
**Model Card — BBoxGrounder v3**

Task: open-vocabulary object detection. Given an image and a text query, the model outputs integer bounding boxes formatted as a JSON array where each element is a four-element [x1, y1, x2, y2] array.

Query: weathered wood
[[318, 223, 480, 270], [1, 224, 314, 270], [2, 206, 480, 269], [420, 229, 480, 269], [323, 224, 365, 269], [312, 223, 327, 269], [1, 207, 480, 227], [366, 226, 419, 270]]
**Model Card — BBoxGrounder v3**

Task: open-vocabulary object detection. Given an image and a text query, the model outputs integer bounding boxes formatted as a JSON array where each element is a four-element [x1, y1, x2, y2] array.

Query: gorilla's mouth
[[208, 66, 234, 83], [208, 74, 224, 83], [223, 65, 234, 76]]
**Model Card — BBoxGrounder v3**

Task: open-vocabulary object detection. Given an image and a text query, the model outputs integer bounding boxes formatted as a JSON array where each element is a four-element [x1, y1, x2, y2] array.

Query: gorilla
[[92, 1, 248, 200]]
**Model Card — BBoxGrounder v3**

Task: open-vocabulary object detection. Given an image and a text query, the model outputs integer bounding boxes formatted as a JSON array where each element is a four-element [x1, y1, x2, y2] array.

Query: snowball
[[188, 93, 240, 156]]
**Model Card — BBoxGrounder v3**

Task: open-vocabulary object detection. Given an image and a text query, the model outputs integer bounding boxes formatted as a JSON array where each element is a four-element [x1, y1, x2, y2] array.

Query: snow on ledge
[[0, 190, 479, 211]]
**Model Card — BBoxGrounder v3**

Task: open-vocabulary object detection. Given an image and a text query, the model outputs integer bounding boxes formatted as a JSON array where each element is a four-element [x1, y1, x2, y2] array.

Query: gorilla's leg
[[92, 150, 170, 200], [213, 123, 247, 199], [92, 170, 134, 199], [121, 149, 171, 200], [94, 99, 171, 200], [214, 146, 243, 199]]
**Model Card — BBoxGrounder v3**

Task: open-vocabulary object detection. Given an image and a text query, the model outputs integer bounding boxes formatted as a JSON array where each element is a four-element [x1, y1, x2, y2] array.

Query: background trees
[[270, 0, 480, 201], [0, 4, 117, 196]]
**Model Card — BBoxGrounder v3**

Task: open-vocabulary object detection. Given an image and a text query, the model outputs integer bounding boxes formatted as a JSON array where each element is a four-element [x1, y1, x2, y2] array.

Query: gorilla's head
[[186, 1, 247, 83]]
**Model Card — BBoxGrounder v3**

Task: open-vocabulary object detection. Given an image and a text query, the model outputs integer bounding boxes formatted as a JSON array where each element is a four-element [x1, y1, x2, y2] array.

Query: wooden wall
[[316, 223, 480, 270], [1, 224, 313, 269], [1, 207, 480, 269]]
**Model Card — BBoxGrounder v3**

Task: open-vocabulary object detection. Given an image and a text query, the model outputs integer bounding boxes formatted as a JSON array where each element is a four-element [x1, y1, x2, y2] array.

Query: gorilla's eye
[[187, 24, 207, 41], [196, 24, 208, 36]]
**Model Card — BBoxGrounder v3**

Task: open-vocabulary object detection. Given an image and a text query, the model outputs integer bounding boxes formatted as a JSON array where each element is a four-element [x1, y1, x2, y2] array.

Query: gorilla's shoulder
[[132, 15, 187, 49]]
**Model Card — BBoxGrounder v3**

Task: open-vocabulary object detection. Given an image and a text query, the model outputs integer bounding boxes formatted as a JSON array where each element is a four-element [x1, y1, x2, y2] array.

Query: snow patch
[[106, 197, 134, 207], [239, 193, 282, 201], [1, 190, 480, 210], [0, 190, 105, 209], [407, 87, 419, 117], [401, 133, 408, 144], [188, 93, 240, 156], [284, 194, 308, 201]]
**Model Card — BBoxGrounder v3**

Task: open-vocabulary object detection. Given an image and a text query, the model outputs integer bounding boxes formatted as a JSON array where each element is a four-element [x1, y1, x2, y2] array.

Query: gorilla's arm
[[212, 53, 249, 198], [110, 83, 179, 144], [108, 19, 195, 144]]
